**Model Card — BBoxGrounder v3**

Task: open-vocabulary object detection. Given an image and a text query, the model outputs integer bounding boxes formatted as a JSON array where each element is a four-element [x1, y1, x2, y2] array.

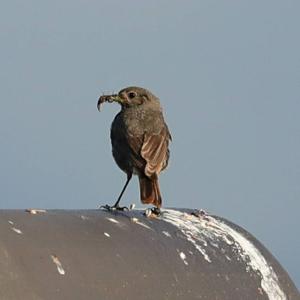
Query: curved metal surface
[[0, 209, 298, 300]]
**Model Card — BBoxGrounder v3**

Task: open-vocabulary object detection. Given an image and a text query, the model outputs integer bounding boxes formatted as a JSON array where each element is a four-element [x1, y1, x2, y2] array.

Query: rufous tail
[[138, 175, 162, 208]]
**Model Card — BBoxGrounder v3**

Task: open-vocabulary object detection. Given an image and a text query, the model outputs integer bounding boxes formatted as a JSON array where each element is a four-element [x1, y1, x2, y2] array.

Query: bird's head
[[97, 86, 160, 111]]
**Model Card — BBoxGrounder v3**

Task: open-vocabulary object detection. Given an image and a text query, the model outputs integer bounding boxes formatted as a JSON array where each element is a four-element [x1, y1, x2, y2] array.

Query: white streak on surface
[[104, 232, 110, 237], [161, 209, 211, 263], [225, 255, 231, 261], [106, 217, 119, 224], [218, 221, 286, 300], [162, 231, 172, 238], [131, 217, 152, 230], [51, 255, 65, 275], [144, 208, 152, 218], [135, 221, 151, 230], [8, 220, 14, 225], [161, 209, 286, 300], [179, 251, 188, 265], [25, 209, 46, 215], [11, 227, 22, 234]]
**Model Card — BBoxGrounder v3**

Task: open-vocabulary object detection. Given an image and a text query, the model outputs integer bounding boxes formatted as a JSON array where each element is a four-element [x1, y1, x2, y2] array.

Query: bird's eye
[[128, 92, 136, 99]]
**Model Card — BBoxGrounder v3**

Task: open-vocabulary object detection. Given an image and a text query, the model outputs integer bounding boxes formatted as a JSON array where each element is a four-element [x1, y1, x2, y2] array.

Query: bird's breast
[[122, 108, 165, 136]]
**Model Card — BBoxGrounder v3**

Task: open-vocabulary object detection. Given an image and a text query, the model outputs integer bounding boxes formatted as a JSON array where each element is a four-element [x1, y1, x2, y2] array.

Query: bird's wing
[[125, 134, 145, 170], [140, 126, 171, 178]]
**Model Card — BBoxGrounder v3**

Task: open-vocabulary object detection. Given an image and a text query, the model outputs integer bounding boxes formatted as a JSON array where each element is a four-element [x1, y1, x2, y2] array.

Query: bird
[[97, 86, 171, 214]]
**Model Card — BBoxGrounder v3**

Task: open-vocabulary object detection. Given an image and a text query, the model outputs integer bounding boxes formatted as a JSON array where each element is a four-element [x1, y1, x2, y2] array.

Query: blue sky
[[0, 1, 299, 289]]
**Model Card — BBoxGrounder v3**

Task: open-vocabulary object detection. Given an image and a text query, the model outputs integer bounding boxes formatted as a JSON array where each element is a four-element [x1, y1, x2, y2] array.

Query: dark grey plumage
[[97, 86, 171, 210]]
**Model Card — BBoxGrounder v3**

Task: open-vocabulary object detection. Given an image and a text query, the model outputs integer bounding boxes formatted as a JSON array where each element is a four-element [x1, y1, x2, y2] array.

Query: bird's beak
[[97, 94, 121, 111]]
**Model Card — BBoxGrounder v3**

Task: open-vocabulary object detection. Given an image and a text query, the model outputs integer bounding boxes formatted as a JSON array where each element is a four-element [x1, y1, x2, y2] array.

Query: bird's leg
[[101, 173, 132, 211], [112, 173, 132, 209]]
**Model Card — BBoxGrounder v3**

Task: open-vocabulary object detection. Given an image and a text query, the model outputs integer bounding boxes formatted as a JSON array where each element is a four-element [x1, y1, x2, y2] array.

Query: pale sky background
[[0, 0, 299, 289]]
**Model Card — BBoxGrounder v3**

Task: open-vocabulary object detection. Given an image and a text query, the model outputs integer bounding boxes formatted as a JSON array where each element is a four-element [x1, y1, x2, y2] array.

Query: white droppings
[[51, 255, 65, 275], [9, 220, 22, 235], [144, 208, 152, 218], [25, 209, 46, 215], [136, 221, 152, 230], [219, 221, 286, 300], [161, 209, 287, 300], [104, 232, 110, 237], [80, 215, 89, 220], [11, 227, 22, 234], [162, 231, 172, 238], [161, 209, 212, 263], [210, 242, 219, 248], [130, 217, 152, 230], [179, 251, 188, 265], [106, 217, 119, 224]]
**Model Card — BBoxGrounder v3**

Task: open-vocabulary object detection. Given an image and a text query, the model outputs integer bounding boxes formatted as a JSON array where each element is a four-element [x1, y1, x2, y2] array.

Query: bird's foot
[[151, 207, 161, 216], [100, 204, 129, 212], [144, 207, 161, 217]]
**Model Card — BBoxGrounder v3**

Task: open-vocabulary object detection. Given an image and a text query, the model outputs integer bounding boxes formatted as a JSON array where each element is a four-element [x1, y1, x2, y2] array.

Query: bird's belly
[[112, 143, 132, 174], [110, 113, 145, 176]]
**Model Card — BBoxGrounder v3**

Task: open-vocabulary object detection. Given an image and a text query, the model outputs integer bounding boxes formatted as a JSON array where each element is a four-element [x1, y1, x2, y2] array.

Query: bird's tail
[[138, 175, 162, 208]]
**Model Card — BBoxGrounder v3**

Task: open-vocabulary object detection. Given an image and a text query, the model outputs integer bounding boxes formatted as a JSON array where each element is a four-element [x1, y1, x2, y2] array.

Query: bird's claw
[[151, 207, 161, 216], [100, 204, 129, 212], [144, 207, 161, 217]]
